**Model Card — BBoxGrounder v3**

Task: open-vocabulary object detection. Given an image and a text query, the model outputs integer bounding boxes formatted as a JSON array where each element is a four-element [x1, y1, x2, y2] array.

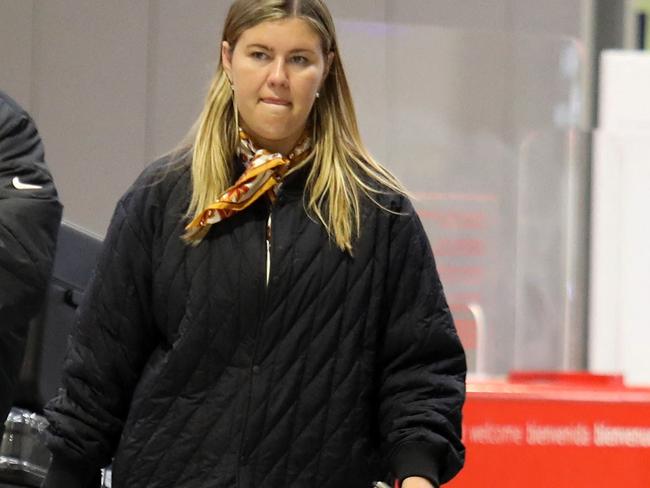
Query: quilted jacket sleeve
[[0, 91, 62, 427], [379, 196, 466, 487], [43, 190, 156, 487]]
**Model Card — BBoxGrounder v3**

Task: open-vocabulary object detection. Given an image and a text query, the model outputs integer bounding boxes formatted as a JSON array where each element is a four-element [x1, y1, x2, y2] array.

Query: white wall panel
[[590, 51, 650, 385], [0, 0, 35, 110], [510, 0, 583, 37], [32, 0, 149, 236], [335, 13, 389, 163], [388, 0, 508, 30], [328, 0, 385, 21], [145, 1, 230, 161]]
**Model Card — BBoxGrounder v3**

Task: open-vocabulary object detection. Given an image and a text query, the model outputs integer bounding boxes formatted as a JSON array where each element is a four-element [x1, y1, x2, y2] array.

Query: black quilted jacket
[[0, 91, 61, 426], [43, 155, 465, 488]]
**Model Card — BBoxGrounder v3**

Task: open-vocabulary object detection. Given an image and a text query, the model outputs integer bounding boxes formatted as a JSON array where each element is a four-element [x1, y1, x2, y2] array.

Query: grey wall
[[1, 0, 591, 236], [1, 0, 231, 236]]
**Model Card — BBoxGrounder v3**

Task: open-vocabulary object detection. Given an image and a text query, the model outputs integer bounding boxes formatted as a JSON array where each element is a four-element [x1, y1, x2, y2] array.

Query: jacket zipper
[[265, 213, 272, 286], [237, 204, 273, 483]]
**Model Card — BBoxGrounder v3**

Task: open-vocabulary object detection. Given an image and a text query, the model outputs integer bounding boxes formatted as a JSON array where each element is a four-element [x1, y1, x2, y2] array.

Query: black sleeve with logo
[[0, 91, 62, 426]]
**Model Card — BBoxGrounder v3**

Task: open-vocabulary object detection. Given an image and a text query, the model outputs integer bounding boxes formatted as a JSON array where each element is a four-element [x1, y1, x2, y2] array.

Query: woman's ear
[[222, 41, 233, 82], [324, 51, 334, 79], [318, 52, 334, 93]]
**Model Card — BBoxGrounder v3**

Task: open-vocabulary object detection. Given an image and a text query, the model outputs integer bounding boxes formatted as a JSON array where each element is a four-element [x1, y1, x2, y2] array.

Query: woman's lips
[[261, 98, 291, 106]]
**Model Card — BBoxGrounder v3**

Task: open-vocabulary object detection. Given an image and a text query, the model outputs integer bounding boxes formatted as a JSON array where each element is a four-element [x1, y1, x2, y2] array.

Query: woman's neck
[[240, 125, 305, 156]]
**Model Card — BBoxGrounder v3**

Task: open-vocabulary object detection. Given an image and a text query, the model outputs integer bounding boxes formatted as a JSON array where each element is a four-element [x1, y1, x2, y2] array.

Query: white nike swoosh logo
[[12, 176, 43, 190]]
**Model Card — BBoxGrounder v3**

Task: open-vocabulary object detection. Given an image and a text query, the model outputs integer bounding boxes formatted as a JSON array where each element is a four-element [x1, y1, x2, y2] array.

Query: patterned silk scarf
[[185, 129, 311, 239]]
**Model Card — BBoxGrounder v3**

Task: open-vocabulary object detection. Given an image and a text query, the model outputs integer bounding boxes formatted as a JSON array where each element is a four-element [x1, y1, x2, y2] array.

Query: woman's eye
[[290, 55, 309, 65], [251, 51, 269, 60]]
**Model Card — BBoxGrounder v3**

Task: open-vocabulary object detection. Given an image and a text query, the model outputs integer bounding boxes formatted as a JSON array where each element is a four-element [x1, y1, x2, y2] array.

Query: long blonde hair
[[185, 0, 405, 252]]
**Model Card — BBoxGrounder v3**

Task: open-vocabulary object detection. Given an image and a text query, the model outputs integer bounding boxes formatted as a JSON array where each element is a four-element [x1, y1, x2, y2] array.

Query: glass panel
[[337, 22, 591, 376], [513, 129, 590, 372]]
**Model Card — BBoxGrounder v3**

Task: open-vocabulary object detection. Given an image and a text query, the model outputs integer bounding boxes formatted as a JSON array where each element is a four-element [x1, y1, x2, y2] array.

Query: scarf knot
[[185, 129, 311, 238]]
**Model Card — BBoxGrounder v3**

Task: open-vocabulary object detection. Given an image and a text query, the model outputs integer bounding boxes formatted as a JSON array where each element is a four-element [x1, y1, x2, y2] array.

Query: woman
[[43, 1, 466, 487]]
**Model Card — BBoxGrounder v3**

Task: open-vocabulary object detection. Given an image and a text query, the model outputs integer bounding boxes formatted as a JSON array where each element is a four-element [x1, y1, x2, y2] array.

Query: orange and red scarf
[[185, 129, 311, 239]]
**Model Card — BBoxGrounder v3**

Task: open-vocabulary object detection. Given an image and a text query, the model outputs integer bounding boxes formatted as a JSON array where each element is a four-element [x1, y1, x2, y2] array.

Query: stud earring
[[316, 91, 320, 99]]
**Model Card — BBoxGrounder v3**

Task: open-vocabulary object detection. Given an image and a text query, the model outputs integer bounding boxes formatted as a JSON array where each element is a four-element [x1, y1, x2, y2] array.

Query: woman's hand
[[401, 476, 435, 488]]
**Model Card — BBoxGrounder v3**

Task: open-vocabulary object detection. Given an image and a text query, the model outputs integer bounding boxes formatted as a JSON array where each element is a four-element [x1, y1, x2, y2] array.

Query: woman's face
[[222, 17, 332, 154]]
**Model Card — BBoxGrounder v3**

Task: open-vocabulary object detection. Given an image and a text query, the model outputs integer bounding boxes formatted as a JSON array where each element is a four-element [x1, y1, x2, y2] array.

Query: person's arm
[[402, 476, 435, 488], [0, 92, 62, 426], [43, 194, 157, 488], [379, 196, 466, 488]]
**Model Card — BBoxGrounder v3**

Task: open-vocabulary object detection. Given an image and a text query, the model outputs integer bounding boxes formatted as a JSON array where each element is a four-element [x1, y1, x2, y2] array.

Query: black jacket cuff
[[390, 441, 442, 488], [42, 453, 100, 488]]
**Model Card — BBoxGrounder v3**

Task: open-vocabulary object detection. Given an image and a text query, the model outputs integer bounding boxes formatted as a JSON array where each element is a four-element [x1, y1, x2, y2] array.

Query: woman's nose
[[267, 59, 289, 88]]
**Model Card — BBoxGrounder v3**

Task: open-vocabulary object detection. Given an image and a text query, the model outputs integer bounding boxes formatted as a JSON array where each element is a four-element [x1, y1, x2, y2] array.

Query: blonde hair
[[184, 0, 405, 252]]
